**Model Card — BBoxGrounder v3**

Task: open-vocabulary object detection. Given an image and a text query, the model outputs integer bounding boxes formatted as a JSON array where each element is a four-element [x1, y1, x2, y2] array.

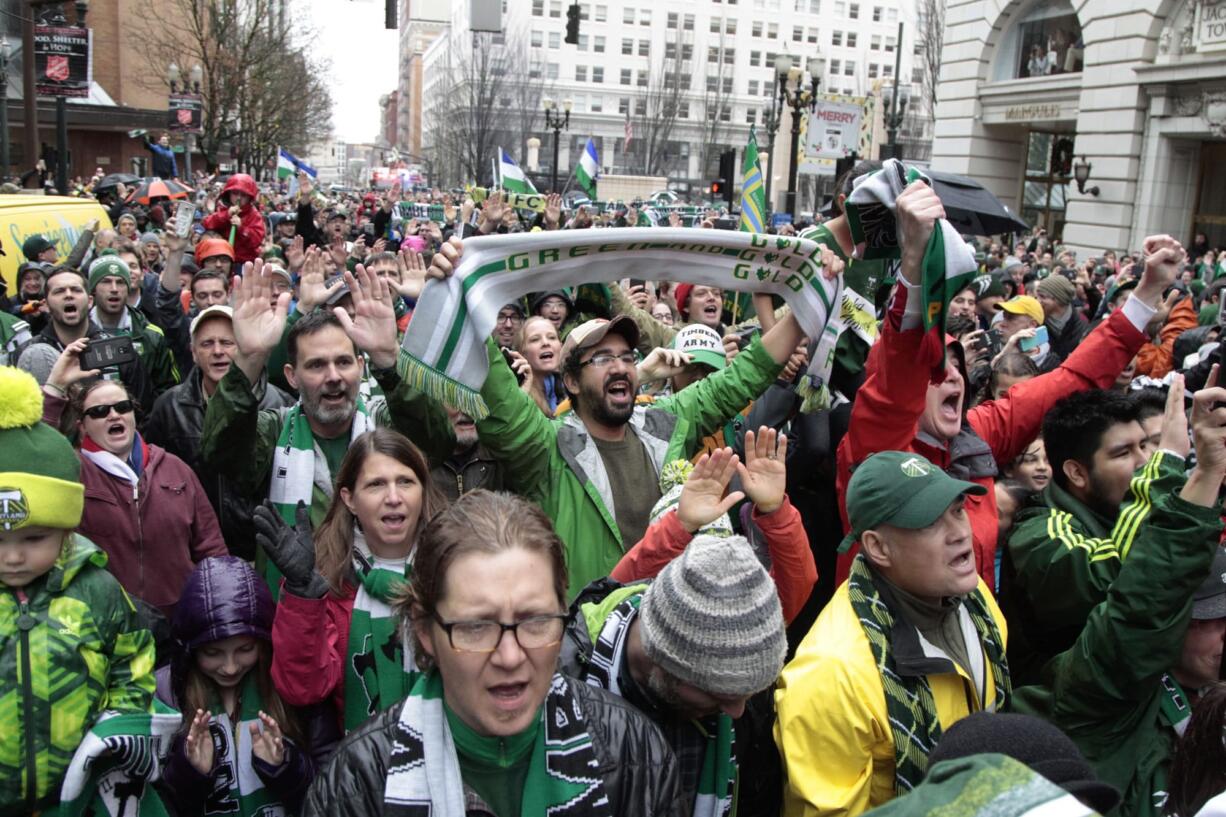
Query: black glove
[[253, 500, 329, 599]]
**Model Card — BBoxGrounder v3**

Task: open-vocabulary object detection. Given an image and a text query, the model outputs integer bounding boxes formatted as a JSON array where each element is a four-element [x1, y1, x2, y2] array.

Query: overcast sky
[[304, 0, 401, 144]]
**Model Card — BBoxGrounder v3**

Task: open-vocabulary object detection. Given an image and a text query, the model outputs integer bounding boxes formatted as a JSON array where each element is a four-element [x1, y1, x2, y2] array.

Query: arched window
[[993, 0, 1084, 81]]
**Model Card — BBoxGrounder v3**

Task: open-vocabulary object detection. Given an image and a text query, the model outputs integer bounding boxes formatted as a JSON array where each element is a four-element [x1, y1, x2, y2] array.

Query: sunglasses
[[82, 400, 135, 420]]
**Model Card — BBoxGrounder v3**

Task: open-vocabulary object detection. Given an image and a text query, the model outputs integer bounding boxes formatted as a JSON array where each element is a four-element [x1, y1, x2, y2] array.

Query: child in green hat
[[0, 365, 156, 812]]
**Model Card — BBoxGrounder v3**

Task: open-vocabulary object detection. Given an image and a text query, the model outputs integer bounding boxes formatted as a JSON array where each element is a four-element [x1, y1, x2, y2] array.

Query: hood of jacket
[[172, 555, 274, 650], [41, 533, 107, 594], [220, 173, 259, 204]]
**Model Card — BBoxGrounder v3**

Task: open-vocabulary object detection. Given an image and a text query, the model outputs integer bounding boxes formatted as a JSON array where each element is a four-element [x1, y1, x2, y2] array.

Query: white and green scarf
[[194, 674, 289, 816], [585, 594, 736, 817], [54, 705, 181, 817], [343, 539, 415, 731], [398, 227, 844, 418], [384, 670, 612, 817], [843, 158, 977, 336]]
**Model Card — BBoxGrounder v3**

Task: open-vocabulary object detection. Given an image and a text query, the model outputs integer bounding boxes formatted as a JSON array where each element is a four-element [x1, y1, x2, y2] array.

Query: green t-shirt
[[445, 701, 537, 817], [316, 433, 351, 483], [592, 432, 662, 547]]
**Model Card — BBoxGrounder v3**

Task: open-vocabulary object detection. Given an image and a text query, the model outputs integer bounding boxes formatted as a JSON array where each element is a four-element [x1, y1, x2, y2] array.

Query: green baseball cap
[[838, 451, 987, 553]]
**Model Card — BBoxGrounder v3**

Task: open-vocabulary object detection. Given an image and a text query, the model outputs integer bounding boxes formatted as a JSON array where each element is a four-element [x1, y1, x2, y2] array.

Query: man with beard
[[86, 255, 179, 399], [428, 405, 504, 503], [492, 302, 525, 348], [999, 387, 1177, 683], [16, 266, 153, 412], [427, 237, 824, 597], [143, 305, 292, 558], [199, 261, 453, 534]]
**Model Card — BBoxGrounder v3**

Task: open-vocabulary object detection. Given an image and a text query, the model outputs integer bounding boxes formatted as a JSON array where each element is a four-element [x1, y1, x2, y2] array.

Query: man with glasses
[[144, 305, 292, 557], [493, 302, 525, 348]]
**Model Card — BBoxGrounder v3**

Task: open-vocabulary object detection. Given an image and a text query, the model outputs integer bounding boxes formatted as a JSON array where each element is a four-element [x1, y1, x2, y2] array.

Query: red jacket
[[835, 292, 1148, 592], [271, 586, 354, 718], [202, 203, 266, 266], [611, 497, 817, 625]]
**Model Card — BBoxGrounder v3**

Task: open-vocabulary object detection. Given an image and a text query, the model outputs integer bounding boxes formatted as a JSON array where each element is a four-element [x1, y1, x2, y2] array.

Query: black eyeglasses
[[82, 400, 135, 420], [431, 611, 568, 653], [579, 352, 637, 369]]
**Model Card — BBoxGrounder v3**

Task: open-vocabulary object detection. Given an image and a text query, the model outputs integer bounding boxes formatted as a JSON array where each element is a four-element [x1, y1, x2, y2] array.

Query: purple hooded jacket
[[155, 556, 340, 816]]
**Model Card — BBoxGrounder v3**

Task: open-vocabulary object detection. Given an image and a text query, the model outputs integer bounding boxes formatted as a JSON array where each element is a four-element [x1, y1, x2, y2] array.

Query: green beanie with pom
[[0, 367, 83, 530], [86, 254, 131, 293]]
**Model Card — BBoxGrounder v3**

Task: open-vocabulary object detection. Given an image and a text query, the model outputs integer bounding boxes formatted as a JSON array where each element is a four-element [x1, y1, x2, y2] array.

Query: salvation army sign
[[34, 26, 90, 98], [167, 93, 203, 134]]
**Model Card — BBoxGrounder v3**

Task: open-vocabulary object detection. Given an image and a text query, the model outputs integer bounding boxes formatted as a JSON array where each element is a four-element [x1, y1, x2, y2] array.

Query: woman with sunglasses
[[40, 337, 227, 619], [303, 489, 683, 817]]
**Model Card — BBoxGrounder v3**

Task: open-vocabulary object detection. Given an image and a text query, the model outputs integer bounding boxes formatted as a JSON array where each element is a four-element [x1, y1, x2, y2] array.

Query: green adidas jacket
[[0, 535, 155, 815], [0, 311, 31, 367], [199, 362, 454, 530], [1002, 451, 1184, 684], [476, 335, 782, 600], [1010, 480, 1221, 817]]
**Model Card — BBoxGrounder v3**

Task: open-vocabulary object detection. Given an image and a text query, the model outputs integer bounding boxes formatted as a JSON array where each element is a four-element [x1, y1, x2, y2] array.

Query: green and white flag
[[498, 147, 537, 194], [576, 138, 600, 199], [397, 228, 844, 418], [277, 147, 316, 197]]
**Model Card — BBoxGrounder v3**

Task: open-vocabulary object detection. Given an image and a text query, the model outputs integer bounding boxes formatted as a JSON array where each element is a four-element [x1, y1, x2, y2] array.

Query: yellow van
[[0, 195, 111, 292]]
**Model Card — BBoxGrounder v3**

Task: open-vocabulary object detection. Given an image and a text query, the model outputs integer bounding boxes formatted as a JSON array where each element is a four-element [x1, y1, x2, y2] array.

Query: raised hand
[[327, 237, 348, 270], [637, 347, 692, 383], [232, 259, 291, 378], [544, 192, 562, 229], [383, 182, 401, 213], [479, 192, 505, 233], [394, 246, 427, 300], [249, 711, 286, 767], [1135, 235, 1186, 307], [46, 337, 93, 392], [296, 246, 344, 313], [895, 180, 946, 282], [335, 264, 398, 369], [184, 710, 214, 776], [506, 349, 534, 393], [1157, 374, 1190, 460], [668, 212, 682, 228], [253, 500, 329, 598], [676, 448, 745, 533], [428, 236, 463, 280], [285, 235, 306, 273], [1182, 366, 1226, 507], [738, 427, 788, 513]]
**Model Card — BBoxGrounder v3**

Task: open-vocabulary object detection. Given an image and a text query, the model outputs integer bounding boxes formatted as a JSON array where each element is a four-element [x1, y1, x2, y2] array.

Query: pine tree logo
[[0, 488, 28, 530], [899, 458, 931, 478]]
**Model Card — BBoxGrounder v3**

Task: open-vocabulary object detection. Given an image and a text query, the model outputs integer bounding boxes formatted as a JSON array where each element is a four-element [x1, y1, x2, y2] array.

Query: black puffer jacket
[[303, 682, 686, 817], [143, 367, 293, 558]]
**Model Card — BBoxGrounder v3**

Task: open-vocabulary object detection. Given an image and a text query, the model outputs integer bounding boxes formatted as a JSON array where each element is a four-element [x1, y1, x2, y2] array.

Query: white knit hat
[[639, 535, 785, 697]]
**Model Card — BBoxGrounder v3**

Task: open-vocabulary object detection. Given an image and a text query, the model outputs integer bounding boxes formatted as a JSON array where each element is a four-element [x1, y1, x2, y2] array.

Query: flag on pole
[[624, 116, 634, 151], [576, 138, 600, 199], [498, 147, 537, 194], [277, 147, 316, 196], [738, 127, 767, 234]]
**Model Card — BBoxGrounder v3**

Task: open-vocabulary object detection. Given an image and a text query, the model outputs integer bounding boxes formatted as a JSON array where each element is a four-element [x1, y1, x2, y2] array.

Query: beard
[[301, 381, 358, 426], [579, 372, 635, 427]]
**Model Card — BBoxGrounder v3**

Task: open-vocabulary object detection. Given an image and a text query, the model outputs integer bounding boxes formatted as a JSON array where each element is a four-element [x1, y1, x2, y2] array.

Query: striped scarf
[[343, 546, 414, 731], [384, 671, 611, 817], [584, 594, 736, 817], [195, 674, 287, 816], [398, 228, 844, 418], [846, 554, 1010, 796]]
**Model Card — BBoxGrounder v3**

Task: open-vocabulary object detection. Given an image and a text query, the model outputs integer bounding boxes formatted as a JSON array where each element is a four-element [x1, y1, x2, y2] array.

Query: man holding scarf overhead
[[199, 260, 454, 579], [420, 232, 842, 598]]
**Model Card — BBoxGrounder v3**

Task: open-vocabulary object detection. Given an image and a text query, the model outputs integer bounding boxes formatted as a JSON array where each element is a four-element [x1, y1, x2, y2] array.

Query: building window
[[832, 30, 842, 46], [912, 66, 924, 83], [668, 11, 678, 27], [745, 109, 757, 124], [882, 63, 892, 76], [872, 5, 881, 21], [549, 0, 561, 16], [591, 96, 603, 112], [706, 76, 718, 92], [847, 31, 857, 47], [547, 62, 559, 78], [637, 69, 648, 86], [595, 4, 607, 21], [871, 34, 880, 50], [529, 65, 542, 79], [576, 65, 588, 81], [767, 22, 778, 37], [709, 46, 720, 62], [829, 58, 840, 74], [638, 38, 649, 56], [579, 4, 590, 19], [723, 76, 733, 93], [679, 100, 690, 117], [578, 34, 588, 50], [640, 8, 651, 24], [620, 68, 632, 84], [594, 35, 605, 52], [531, 30, 543, 47], [723, 48, 735, 64], [753, 20, 763, 36], [868, 63, 878, 78], [623, 7, 634, 23], [844, 59, 854, 75], [834, 0, 845, 14], [1021, 131, 1074, 239], [885, 35, 896, 52], [532, 0, 544, 15], [793, 25, 803, 41], [619, 97, 630, 115], [549, 31, 560, 48], [748, 79, 759, 94], [887, 7, 897, 22], [622, 37, 633, 54], [720, 106, 732, 122], [849, 2, 859, 18], [807, 27, 818, 43], [665, 41, 677, 58], [1007, 0, 1084, 79], [684, 13, 695, 30], [592, 66, 604, 82], [635, 98, 647, 115], [682, 43, 694, 59], [711, 16, 722, 33]]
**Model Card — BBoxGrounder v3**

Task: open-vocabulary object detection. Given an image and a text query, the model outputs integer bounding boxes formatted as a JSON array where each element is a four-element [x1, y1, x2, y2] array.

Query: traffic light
[[710, 179, 725, 199], [717, 149, 736, 206], [565, 3, 580, 44]]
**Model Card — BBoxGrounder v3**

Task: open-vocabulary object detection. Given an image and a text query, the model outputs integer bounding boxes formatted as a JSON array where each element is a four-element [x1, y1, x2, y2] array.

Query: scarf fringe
[[397, 350, 490, 420]]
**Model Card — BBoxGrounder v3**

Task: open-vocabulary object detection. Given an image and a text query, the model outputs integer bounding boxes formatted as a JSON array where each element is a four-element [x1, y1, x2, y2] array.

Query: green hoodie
[[0, 535, 155, 815]]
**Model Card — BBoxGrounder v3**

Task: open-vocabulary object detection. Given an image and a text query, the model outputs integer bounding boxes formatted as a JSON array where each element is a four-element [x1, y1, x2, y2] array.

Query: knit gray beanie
[[638, 534, 786, 697]]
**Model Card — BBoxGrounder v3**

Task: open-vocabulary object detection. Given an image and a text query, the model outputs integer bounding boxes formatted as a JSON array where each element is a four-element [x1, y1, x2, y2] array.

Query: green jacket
[[0, 535, 155, 815], [199, 361, 454, 530], [476, 335, 783, 599], [1010, 476, 1221, 817], [1002, 451, 1184, 684], [0, 311, 31, 367]]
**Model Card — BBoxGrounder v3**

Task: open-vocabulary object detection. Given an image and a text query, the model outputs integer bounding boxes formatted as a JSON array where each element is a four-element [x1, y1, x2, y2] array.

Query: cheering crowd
[[2, 155, 1226, 817]]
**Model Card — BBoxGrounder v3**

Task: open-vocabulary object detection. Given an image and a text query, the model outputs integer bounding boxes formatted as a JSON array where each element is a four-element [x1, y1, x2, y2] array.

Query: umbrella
[[925, 168, 1030, 237], [93, 172, 140, 192], [125, 177, 193, 205]]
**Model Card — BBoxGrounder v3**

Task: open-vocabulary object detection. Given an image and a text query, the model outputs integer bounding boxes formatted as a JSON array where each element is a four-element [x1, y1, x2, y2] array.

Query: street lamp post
[[0, 37, 10, 182], [38, 1, 88, 194], [762, 58, 786, 214], [543, 97, 571, 193], [774, 53, 824, 218], [882, 21, 908, 160]]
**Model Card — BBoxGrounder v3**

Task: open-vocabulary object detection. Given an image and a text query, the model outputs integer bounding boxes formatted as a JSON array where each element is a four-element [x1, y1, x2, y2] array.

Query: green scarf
[[383, 670, 612, 817], [583, 591, 736, 817], [196, 674, 284, 816], [343, 547, 414, 731], [847, 554, 1011, 796], [265, 398, 373, 594], [1158, 674, 1191, 737]]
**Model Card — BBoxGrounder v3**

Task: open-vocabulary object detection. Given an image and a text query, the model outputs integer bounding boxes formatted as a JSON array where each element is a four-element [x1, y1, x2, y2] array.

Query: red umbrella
[[125, 177, 193, 205]]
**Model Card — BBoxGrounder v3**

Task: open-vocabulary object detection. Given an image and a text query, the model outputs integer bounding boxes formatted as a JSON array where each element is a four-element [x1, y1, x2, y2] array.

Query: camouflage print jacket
[[0, 535, 155, 815]]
